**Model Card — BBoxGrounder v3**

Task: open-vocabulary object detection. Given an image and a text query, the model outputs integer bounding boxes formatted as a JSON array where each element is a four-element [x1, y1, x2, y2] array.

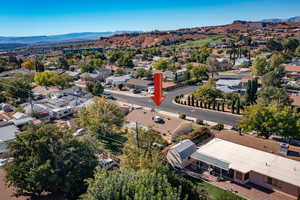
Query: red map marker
[[151, 73, 164, 106]]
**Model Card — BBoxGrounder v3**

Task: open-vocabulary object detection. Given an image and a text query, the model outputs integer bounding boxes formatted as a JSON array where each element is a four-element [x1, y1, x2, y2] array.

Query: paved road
[[111, 86, 242, 126]]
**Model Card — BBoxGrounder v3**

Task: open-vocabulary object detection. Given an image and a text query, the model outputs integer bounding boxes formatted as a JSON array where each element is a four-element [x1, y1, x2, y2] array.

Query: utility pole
[[135, 122, 140, 148]]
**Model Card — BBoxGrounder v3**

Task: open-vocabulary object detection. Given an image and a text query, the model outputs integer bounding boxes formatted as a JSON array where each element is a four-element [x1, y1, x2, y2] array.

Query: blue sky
[[1, 0, 300, 36]]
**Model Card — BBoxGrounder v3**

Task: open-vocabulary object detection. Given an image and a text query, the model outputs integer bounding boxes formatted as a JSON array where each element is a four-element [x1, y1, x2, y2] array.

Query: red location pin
[[151, 73, 164, 106]]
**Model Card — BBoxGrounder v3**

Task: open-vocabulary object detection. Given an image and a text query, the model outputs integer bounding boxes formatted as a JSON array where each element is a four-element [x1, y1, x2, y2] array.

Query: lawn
[[178, 35, 224, 49], [184, 175, 246, 200]]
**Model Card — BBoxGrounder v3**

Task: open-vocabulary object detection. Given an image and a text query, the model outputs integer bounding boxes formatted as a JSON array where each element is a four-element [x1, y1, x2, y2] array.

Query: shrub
[[196, 119, 204, 125], [179, 114, 186, 119], [211, 123, 224, 131]]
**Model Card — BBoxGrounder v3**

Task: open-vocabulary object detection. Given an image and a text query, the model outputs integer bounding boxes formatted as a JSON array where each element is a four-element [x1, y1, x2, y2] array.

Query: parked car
[[153, 115, 165, 124], [72, 128, 85, 137], [132, 88, 142, 94], [103, 93, 116, 100], [0, 158, 13, 167]]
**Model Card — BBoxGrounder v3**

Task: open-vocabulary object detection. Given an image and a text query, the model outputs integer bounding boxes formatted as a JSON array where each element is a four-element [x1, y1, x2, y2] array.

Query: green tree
[[261, 71, 283, 87], [239, 105, 277, 138], [296, 46, 300, 57], [58, 57, 69, 70], [273, 107, 300, 141], [266, 40, 283, 51], [207, 56, 219, 78], [244, 79, 258, 105], [5, 124, 97, 198], [87, 82, 104, 96], [257, 87, 291, 108], [283, 38, 299, 53], [194, 79, 222, 104], [122, 128, 165, 171], [117, 53, 134, 68], [268, 53, 285, 72], [34, 71, 72, 88], [83, 168, 207, 200], [192, 65, 209, 81], [154, 59, 169, 71], [21, 59, 35, 70], [252, 56, 268, 76], [76, 97, 124, 138], [83, 169, 182, 200], [2, 76, 32, 104]]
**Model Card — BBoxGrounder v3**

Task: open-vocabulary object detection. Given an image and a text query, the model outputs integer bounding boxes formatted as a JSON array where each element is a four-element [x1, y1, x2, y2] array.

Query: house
[[167, 130, 300, 199], [166, 139, 197, 169], [291, 95, 300, 112], [50, 106, 74, 120], [105, 75, 131, 86], [0, 124, 19, 153], [190, 138, 300, 199], [126, 109, 192, 142], [284, 64, 300, 79], [125, 79, 153, 90], [234, 57, 250, 66], [80, 68, 112, 82]]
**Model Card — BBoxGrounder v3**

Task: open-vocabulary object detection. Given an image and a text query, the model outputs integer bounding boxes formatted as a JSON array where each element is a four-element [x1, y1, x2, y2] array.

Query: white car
[[72, 128, 85, 137], [148, 86, 154, 95], [0, 158, 13, 167]]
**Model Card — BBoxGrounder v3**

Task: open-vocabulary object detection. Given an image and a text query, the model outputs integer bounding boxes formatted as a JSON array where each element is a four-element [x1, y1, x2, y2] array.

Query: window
[[235, 171, 243, 180], [244, 173, 249, 180], [267, 177, 273, 185]]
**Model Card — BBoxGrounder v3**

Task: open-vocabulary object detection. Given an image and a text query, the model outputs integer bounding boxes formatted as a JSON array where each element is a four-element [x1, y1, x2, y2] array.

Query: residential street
[[112, 86, 243, 126]]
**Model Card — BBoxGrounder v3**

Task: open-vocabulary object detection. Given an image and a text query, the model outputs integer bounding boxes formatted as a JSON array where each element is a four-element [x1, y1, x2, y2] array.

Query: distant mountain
[[0, 31, 140, 45], [261, 16, 300, 23]]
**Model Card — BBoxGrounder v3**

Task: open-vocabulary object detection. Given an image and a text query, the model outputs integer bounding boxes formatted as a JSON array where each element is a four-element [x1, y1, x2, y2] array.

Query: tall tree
[[122, 128, 164, 171], [76, 97, 124, 138], [154, 59, 169, 71], [192, 65, 209, 81], [244, 79, 258, 105], [252, 56, 268, 76], [194, 79, 222, 104], [257, 87, 291, 108], [266, 40, 283, 51], [239, 105, 277, 138], [5, 124, 97, 198], [283, 38, 299, 53], [83, 170, 183, 200], [207, 56, 219, 78]]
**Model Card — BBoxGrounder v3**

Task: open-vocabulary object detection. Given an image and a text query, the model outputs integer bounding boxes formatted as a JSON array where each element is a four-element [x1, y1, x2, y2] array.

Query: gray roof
[[191, 151, 230, 171], [13, 117, 36, 126], [0, 125, 18, 142], [171, 139, 196, 160]]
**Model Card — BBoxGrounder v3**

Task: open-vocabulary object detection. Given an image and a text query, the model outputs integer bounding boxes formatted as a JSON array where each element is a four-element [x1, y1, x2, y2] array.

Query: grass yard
[[184, 175, 246, 200], [178, 35, 224, 49]]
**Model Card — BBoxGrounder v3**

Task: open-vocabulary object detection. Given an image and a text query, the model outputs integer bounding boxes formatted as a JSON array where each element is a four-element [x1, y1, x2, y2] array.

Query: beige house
[[167, 130, 300, 199], [125, 109, 192, 142]]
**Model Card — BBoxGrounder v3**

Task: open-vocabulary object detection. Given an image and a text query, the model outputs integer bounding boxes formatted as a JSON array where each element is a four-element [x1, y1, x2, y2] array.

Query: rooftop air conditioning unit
[[280, 143, 289, 156]]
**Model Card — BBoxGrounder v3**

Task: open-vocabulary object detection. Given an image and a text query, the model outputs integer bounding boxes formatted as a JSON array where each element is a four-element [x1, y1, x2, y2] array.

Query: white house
[[0, 124, 19, 153], [50, 106, 75, 119], [105, 75, 131, 86]]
